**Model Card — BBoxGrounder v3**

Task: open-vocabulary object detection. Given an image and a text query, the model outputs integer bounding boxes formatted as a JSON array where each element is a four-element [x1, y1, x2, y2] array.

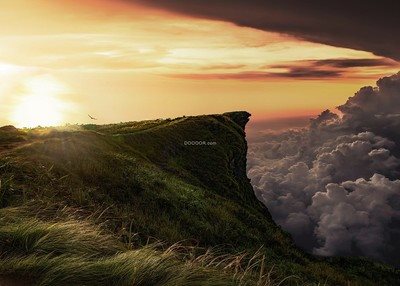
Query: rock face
[[223, 111, 251, 130]]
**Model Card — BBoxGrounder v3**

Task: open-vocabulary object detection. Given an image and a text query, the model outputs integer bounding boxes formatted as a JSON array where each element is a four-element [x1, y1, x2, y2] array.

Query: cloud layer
[[248, 73, 400, 264], [135, 0, 400, 60]]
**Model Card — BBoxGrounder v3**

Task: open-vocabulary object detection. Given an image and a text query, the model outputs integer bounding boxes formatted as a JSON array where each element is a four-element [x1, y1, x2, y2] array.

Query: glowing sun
[[11, 76, 69, 128]]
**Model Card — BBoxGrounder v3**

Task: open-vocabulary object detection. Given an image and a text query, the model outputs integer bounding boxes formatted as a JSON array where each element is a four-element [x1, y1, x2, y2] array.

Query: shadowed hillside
[[0, 112, 398, 285]]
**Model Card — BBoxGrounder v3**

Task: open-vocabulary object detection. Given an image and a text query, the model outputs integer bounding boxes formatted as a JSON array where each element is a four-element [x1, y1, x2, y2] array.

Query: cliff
[[0, 112, 398, 285]]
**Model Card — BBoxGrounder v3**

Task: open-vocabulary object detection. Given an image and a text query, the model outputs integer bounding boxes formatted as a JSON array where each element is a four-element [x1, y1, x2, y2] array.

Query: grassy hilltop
[[0, 112, 398, 285]]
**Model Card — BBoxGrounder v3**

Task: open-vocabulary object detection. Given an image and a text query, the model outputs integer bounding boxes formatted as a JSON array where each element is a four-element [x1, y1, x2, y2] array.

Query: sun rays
[[11, 76, 70, 128]]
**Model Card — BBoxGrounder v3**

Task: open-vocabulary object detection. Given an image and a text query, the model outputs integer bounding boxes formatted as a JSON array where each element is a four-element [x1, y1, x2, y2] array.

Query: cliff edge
[[0, 112, 398, 285]]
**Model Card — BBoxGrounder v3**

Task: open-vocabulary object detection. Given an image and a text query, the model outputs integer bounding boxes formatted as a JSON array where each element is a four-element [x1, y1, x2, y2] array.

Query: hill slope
[[0, 112, 398, 285]]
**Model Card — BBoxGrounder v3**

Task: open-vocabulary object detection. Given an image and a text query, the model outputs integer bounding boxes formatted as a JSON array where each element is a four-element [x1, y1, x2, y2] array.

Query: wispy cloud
[[135, 0, 400, 60], [167, 70, 343, 81]]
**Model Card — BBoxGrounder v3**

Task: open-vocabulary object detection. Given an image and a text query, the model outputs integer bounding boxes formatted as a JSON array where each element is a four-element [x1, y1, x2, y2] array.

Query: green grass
[[0, 112, 399, 285], [0, 206, 299, 286]]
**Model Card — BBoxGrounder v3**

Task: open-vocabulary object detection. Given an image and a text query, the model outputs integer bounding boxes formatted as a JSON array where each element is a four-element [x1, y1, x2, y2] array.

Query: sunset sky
[[0, 0, 399, 127]]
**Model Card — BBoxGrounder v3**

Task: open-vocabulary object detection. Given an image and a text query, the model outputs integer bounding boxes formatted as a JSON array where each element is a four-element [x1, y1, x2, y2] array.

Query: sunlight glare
[[11, 76, 69, 128]]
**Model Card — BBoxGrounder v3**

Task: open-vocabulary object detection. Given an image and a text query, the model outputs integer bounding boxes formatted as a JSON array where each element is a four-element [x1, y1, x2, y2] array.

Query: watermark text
[[184, 140, 217, 146]]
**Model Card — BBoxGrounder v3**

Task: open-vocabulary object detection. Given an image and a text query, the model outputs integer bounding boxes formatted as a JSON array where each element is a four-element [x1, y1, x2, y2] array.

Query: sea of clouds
[[247, 72, 400, 264]]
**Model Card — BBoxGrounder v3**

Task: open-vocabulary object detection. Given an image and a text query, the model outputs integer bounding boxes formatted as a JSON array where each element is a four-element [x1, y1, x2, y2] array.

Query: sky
[[0, 0, 399, 127]]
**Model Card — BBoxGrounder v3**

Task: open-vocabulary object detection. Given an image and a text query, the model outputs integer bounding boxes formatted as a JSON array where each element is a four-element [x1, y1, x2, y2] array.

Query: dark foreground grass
[[0, 206, 298, 286]]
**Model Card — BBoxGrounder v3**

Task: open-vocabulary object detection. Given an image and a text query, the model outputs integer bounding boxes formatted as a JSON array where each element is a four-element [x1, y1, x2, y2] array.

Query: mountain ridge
[[0, 112, 398, 285]]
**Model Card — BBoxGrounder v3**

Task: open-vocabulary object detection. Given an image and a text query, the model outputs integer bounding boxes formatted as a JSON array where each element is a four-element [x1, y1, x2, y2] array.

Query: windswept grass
[[0, 208, 123, 258], [0, 206, 297, 286]]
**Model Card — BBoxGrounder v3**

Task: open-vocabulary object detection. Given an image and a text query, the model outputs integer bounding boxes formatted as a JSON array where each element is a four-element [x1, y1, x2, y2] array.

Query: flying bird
[[88, 114, 98, 120]]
